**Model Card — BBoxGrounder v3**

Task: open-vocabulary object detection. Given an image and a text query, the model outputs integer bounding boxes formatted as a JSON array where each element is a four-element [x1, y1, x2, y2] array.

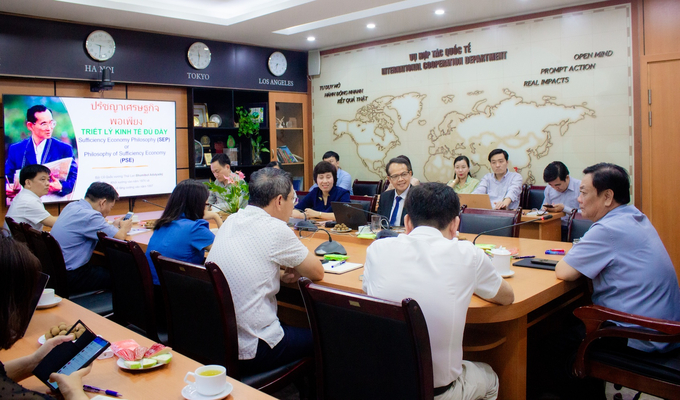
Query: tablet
[[512, 258, 558, 271]]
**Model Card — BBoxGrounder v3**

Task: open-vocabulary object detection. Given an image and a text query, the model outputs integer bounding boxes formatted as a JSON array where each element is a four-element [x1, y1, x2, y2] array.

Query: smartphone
[[543, 204, 554, 208], [122, 212, 134, 220], [33, 321, 110, 391]]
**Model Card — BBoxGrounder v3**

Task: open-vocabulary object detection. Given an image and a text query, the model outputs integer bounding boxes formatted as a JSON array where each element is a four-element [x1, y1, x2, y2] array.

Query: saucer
[[500, 270, 515, 278], [181, 382, 233, 400], [37, 296, 62, 309]]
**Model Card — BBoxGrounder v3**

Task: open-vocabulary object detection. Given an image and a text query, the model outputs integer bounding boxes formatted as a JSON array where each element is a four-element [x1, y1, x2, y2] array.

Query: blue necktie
[[389, 196, 402, 226]]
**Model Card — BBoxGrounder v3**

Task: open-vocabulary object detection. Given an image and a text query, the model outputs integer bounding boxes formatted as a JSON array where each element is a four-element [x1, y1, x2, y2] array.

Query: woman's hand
[[49, 364, 92, 400], [31, 335, 75, 369], [204, 210, 223, 228], [450, 176, 459, 187], [304, 208, 321, 219]]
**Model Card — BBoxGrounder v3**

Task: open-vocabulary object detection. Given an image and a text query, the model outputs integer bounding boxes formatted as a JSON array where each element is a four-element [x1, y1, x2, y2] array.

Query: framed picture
[[194, 103, 208, 126], [248, 103, 267, 127]]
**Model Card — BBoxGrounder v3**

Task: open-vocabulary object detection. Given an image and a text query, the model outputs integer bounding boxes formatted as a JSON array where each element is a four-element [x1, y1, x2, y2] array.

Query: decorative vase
[[218, 211, 232, 221], [252, 147, 262, 165]]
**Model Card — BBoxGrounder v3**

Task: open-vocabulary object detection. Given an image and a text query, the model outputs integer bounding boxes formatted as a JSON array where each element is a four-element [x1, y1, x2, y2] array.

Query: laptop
[[331, 202, 368, 230], [458, 193, 493, 209], [19, 272, 50, 338]]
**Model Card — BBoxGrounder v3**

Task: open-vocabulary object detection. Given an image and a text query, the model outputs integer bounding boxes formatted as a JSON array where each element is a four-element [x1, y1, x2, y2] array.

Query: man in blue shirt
[[5, 105, 78, 196], [51, 182, 132, 294], [308, 151, 353, 194], [472, 148, 523, 209], [541, 161, 581, 240], [557, 163, 680, 352]]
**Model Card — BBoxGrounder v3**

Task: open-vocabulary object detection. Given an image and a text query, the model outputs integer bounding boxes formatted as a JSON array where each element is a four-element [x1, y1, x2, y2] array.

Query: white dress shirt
[[473, 170, 523, 209], [206, 206, 309, 360], [5, 188, 50, 230], [362, 226, 503, 386], [33, 138, 47, 164], [542, 177, 581, 225]]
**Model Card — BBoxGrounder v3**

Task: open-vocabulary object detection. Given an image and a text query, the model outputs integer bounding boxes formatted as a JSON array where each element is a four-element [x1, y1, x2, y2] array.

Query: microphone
[[142, 199, 165, 209], [294, 210, 318, 232], [471, 214, 553, 244], [342, 203, 398, 239], [313, 228, 347, 256]]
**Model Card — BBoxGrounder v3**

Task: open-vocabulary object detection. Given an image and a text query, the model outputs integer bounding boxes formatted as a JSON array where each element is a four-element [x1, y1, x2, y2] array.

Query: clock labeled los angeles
[[268, 52, 287, 76]]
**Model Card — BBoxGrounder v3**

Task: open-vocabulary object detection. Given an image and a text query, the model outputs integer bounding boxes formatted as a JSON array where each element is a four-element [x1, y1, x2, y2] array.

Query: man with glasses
[[207, 167, 324, 375], [472, 148, 523, 210], [5, 105, 78, 196], [377, 156, 413, 226]]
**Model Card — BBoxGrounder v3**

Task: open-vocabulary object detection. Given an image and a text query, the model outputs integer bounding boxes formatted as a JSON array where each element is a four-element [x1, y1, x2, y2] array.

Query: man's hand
[[494, 198, 511, 210], [281, 267, 301, 284], [544, 203, 564, 213], [48, 179, 63, 193]]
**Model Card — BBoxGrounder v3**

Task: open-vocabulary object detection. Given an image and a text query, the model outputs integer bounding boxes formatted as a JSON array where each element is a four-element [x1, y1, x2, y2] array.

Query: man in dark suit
[[377, 156, 413, 226], [5, 105, 77, 196]]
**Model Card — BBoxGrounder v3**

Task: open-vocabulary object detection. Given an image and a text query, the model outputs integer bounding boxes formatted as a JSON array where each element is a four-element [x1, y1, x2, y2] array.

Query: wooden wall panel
[[176, 128, 189, 169], [0, 79, 55, 96], [55, 82, 127, 99], [643, 0, 680, 55], [177, 169, 189, 182], [126, 85, 188, 128]]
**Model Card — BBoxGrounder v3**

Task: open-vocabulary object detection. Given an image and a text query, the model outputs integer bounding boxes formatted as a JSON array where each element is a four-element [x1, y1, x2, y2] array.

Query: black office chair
[[459, 208, 522, 237], [151, 252, 311, 394], [21, 225, 113, 315], [352, 179, 383, 196], [5, 217, 28, 244], [349, 195, 377, 221], [298, 277, 434, 400], [567, 210, 593, 242], [97, 232, 161, 343], [524, 185, 546, 210], [573, 305, 680, 399]]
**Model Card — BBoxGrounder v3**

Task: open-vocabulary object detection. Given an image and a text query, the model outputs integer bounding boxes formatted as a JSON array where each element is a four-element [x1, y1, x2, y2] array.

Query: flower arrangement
[[205, 170, 249, 214]]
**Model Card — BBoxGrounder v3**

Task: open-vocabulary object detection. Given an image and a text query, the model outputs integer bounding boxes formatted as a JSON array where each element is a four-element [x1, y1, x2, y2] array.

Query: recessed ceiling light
[[307, 36, 316, 41], [435, 9, 445, 15], [367, 23, 376, 29]]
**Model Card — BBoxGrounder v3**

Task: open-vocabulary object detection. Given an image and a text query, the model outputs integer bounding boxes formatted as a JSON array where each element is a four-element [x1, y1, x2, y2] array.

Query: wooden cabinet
[[268, 92, 311, 189]]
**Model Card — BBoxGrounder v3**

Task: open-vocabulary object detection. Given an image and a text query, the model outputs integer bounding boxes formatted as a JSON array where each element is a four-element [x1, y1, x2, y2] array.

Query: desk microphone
[[313, 228, 347, 256], [294, 211, 318, 232], [342, 203, 398, 239], [471, 214, 553, 244], [142, 199, 165, 209]]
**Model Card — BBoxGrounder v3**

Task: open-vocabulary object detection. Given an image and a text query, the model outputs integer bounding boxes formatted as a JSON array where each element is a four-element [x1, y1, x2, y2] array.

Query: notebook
[[323, 260, 363, 274]]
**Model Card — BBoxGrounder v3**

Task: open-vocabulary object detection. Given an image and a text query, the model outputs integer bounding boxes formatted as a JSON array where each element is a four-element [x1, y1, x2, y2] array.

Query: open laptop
[[458, 193, 493, 209], [19, 272, 50, 338], [331, 202, 368, 230]]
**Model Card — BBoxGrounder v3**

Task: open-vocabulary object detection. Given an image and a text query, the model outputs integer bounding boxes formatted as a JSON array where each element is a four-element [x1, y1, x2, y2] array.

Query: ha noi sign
[[312, 4, 634, 190]]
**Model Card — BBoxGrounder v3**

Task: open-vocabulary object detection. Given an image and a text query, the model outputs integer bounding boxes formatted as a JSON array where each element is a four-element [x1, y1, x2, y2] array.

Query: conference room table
[[517, 211, 565, 241], [119, 211, 585, 399], [0, 299, 275, 400]]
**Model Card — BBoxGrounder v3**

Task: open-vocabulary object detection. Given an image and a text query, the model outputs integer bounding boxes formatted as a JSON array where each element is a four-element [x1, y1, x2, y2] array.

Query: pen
[[332, 260, 347, 268], [545, 250, 565, 255], [513, 255, 535, 259], [83, 385, 122, 397]]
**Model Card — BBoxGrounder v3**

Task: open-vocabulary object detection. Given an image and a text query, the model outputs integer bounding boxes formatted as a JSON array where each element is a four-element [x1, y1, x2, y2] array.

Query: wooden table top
[[0, 299, 274, 400], [520, 211, 565, 223]]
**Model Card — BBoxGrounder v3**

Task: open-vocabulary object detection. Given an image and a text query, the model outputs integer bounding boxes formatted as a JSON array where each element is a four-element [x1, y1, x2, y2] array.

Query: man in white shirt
[[5, 164, 57, 231], [363, 183, 514, 400], [376, 157, 413, 226], [473, 149, 523, 209], [206, 167, 324, 374]]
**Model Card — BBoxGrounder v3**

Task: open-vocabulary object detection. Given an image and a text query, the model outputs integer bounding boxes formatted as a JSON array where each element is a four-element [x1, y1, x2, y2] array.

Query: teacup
[[39, 288, 55, 305], [184, 365, 226, 396], [490, 248, 512, 275]]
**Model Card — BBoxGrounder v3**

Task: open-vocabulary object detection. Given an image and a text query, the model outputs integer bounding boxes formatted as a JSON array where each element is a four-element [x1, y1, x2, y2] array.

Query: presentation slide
[[3, 95, 176, 204]]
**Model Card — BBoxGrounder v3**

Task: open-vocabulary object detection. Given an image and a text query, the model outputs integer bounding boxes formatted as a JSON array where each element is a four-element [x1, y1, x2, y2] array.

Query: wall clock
[[268, 51, 287, 77], [188, 42, 211, 70], [85, 30, 116, 61]]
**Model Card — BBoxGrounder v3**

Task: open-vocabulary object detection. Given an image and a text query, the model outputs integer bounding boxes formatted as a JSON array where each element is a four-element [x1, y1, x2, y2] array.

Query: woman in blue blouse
[[145, 179, 222, 285], [293, 161, 350, 220]]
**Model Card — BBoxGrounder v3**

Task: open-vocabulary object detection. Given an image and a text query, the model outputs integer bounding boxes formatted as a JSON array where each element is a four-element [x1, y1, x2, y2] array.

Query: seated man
[[385, 154, 421, 191], [472, 148, 523, 209], [556, 163, 680, 352], [308, 150, 353, 194], [206, 168, 324, 374], [5, 164, 58, 231], [541, 161, 581, 241], [207, 153, 234, 210], [51, 182, 132, 294], [363, 183, 514, 400], [377, 157, 413, 226]]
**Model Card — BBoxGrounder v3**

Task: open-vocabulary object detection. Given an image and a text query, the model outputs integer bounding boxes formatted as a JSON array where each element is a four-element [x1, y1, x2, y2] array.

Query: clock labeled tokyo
[[188, 42, 212, 70]]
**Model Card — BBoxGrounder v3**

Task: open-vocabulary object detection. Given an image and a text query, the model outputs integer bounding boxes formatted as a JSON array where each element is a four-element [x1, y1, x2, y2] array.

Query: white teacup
[[184, 365, 226, 396], [490, 248, 512, 275], [39, 288, 55, 305]]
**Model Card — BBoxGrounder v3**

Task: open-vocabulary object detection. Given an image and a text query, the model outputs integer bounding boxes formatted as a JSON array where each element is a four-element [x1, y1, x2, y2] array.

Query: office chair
[[567, 210, 593, 242], [299, 277, 434, 400], [459, 208, 522, 237], [352, 179, 383, 196], [524, 185, 546, 210]]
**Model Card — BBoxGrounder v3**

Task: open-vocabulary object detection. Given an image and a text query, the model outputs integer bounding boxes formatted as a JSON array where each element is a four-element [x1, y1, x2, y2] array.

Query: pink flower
[[237, 171, 245, 179]]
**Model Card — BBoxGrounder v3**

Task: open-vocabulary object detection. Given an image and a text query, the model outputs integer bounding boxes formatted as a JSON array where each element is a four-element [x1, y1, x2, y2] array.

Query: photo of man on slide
[[5, 105, 78, 198]]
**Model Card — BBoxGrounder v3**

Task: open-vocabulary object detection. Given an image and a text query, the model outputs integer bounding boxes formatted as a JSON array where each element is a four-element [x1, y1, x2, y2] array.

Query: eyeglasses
[[388, 171, 411, 181], [293, 193, 299, 205], [35, 120, 57, 128]]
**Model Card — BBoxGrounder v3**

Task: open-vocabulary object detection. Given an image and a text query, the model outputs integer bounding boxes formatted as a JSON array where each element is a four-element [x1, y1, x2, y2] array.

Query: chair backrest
[[151, 253, 241, 377], [97, 232, 158, 342], [567, 210, 593, 242], [349, 195, 377, 221], [296, 190, 310, 198], [299, 278, 434, 400], [22, 226, 70, 298], [352, 179, 383, 196], [5, 217, 28, 244], [459, 208, 522, 237], [525, 185, 546, 210]]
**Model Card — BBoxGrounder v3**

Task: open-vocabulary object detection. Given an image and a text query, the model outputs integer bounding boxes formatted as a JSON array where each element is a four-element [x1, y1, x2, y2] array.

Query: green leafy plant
[[251, 135, 270, 155], [205, 171, 249, 214], [235, 106, 260, 138]]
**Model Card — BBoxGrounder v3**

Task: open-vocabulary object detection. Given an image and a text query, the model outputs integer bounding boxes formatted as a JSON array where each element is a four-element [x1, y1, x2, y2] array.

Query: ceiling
[[0, 0, 607, 51]]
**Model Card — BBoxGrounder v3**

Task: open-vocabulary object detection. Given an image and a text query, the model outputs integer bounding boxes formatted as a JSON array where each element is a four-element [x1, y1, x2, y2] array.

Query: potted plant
[[205, 170, 249, 218], [235, 106, 259, 138], [250, 135, 270, 165]]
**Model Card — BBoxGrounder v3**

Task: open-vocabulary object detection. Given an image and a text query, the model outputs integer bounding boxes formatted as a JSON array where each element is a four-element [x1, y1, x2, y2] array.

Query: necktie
[[389, 196, 402, 227]]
